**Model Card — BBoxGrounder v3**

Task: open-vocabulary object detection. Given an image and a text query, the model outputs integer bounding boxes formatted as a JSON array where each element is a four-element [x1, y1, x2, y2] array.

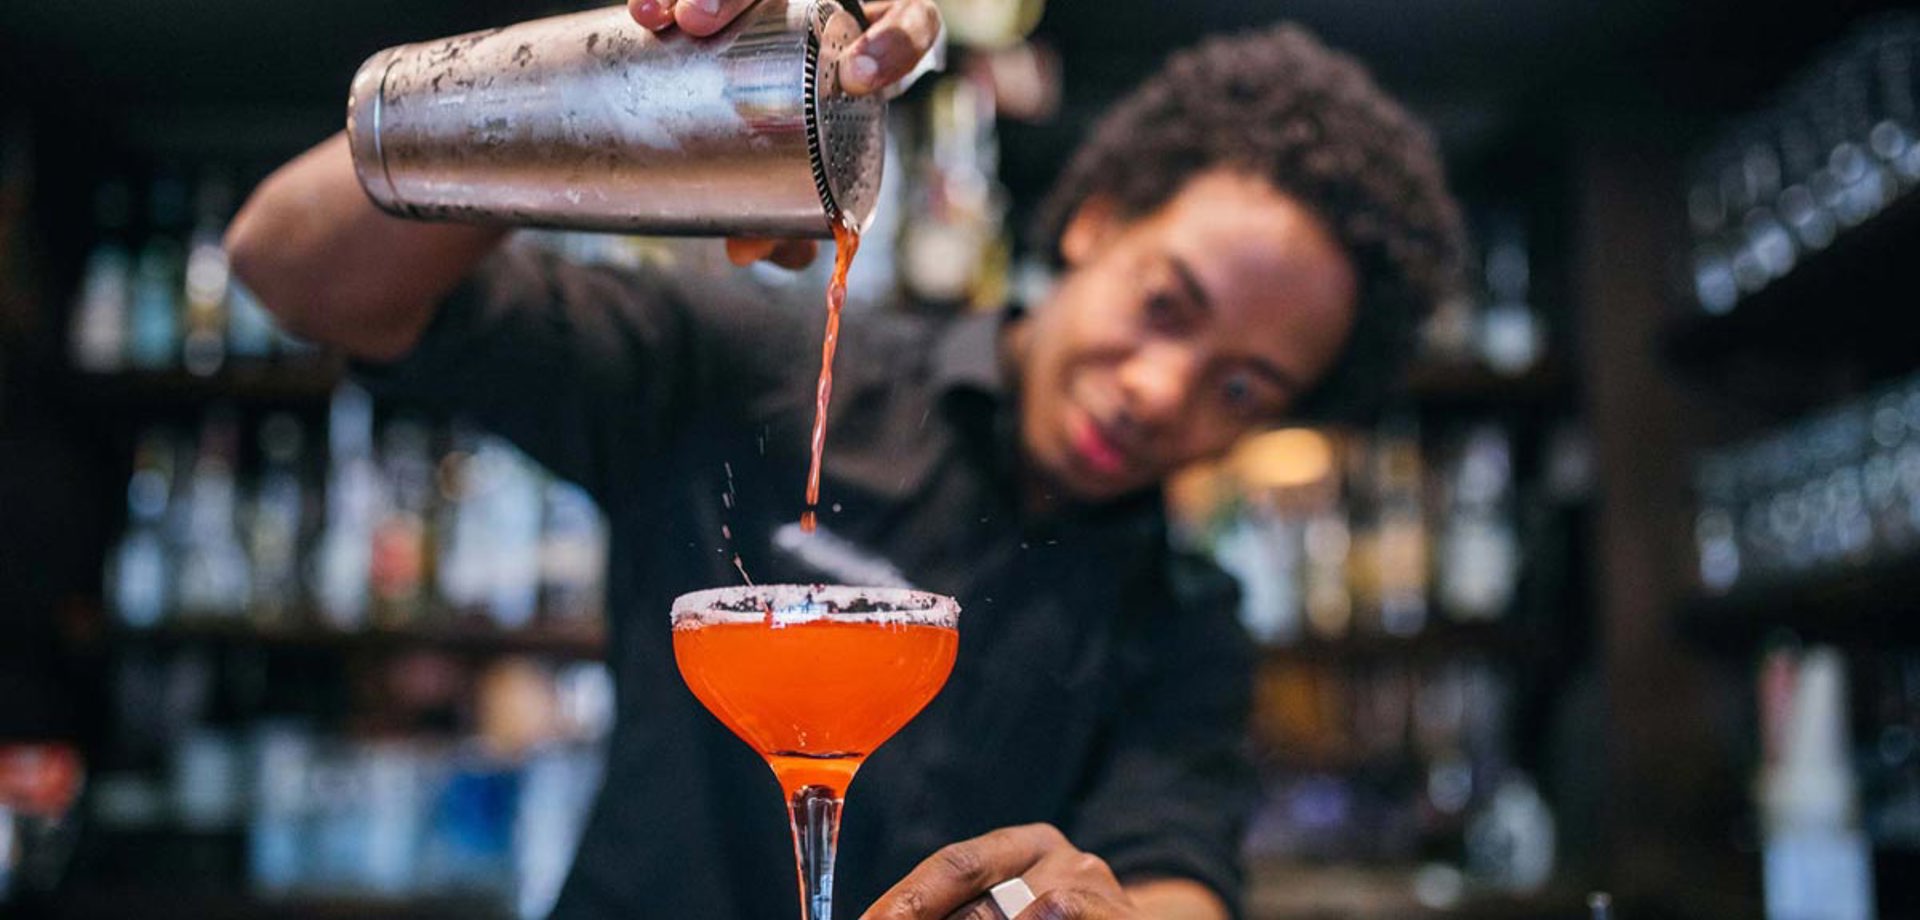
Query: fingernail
[[635, 0, 660, 18], [848, 54, 879, 86], [699, 0, 721, 13]]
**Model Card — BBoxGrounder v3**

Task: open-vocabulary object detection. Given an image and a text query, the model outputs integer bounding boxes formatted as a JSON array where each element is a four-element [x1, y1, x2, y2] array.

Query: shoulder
[[822, 309, 950, 440]]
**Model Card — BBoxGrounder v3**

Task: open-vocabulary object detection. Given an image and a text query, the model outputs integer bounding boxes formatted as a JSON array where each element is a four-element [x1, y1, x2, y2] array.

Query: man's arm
[[863, 555, 1255, 920], [1051, 549, 1257, 920], [230, 126, 719, 500], [226, 0, 945, 359], [226, 132, 506, 362]]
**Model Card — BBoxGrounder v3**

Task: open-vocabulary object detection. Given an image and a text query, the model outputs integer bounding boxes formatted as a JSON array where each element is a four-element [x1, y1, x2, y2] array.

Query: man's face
[[1015, 170, 1358, 502]]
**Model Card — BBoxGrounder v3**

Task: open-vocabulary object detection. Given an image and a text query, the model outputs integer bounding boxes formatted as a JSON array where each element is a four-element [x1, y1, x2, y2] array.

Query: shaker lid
[[346, 46, 407, 218], [808, 0, 887, 233]]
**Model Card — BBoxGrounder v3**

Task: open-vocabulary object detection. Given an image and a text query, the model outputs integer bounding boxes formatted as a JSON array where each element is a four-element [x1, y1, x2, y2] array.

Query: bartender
[[227, 1, 1465, 917]]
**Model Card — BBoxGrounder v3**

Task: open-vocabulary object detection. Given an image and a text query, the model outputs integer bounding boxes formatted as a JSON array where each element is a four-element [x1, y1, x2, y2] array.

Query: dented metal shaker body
[[347, 0, 884, 237]]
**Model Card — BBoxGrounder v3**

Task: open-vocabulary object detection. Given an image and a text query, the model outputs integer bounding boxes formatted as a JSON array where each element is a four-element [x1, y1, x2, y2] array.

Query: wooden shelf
[[32, 890, 509, 920], [1665, 188, 1920, 381], [66, 362, 345, 410], [1258, 621, 1528, 668], [1677, 553, 1920, 654], [1401, 359, 1569, 412], [1247, 862, 1593, 920], [109, 618, 606, 661]]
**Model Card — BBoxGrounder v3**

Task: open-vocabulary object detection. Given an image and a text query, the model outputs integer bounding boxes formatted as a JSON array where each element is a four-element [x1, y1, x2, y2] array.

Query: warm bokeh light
[[1232, 428, 1337, 491]]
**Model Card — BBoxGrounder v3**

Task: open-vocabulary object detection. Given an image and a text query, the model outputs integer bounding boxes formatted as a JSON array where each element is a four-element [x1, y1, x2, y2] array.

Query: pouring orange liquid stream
[[800, 221, 860, 533]]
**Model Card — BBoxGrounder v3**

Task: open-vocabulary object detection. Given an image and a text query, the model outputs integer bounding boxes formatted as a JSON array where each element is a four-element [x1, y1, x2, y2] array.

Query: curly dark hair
[[1034, 24, 1467, 424]]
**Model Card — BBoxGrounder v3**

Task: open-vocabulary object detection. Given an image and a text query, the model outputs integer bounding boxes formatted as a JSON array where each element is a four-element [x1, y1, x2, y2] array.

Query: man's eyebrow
[[1245, 359, 1303, 396], [1166, 254, 1212, 310], [1168, 253, 1305, 395]]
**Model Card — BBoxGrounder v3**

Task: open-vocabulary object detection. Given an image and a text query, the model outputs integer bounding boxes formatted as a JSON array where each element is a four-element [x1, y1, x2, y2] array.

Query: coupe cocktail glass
[[671, 585, 960, 920]]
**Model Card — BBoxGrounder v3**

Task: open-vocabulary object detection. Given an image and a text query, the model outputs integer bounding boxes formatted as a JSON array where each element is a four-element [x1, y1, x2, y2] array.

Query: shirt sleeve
[[349, 240, 806, 506], [1066, 550, 1260, 920]]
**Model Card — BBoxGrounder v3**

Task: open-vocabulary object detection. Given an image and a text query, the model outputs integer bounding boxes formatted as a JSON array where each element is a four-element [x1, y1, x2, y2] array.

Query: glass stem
[[788, 784, 845, 920]]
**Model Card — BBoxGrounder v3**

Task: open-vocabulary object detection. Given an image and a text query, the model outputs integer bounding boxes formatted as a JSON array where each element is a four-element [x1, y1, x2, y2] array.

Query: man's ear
[[1059, 195, 1122, 267]]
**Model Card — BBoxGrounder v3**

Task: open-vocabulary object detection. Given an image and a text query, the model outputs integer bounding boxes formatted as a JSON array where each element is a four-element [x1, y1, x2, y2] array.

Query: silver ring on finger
[[988, 877, 1037, 919]]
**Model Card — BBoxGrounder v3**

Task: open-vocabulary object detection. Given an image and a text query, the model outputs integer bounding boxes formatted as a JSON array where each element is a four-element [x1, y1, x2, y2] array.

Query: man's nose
[[1117, 343, 1199, 430]]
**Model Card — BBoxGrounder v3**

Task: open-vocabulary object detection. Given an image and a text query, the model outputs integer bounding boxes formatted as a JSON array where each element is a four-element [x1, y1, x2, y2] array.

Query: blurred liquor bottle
[[435, 424, 489, 617], [1435, 424, 1519, 622], [1302, 499, 1353, 640], [476, 438, 544, 630], [539, 478, 608, 629], [181, 174, 233, 377], [1827, 47, 1896, 229], [128, 173, 187, 370], [1685, 14, 1920, 315], [68, 179, 134, 372], [247, 413, 309, 627], [1759, 647, 1875, 920], [436, 429, 544, 629], [1212, 500, 1305, 646], [1420, 208, 1544, 372], [313, 385, 379, 629], [1866, 26, 1920, 185], [900, 76, 1010, 311], [107, 427, 180, 628], [1477, 214, 1543, 375], [174, 409, 252, 618], [1372, 419, 1430, 637], [371, 417, 435, 627]]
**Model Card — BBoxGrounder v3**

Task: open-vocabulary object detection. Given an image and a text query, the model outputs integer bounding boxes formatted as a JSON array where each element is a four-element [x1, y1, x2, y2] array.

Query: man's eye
[[1221, 371, 1275, 416], [1223, 375, 1253, 407], [1145, 291, 1189, 329]]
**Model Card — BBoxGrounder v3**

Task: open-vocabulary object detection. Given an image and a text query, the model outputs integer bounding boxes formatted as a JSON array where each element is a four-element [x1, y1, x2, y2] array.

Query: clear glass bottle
[[539, 479, 609, 630], [1774, 102, 1839, 255], [1438, 424, 1520, 621], [1372, 419, 1429, 637], [312, 385, 379, 630], [371, 417, 435, 627], [248, 413, 308, 627], [1687, 151, 1741, 315], [174, 409, 253, 617], [901, 77, 1010, 309], [127, 174, 187, 370], [181, 174, 233, 377], [484, 438, 546, 631], [108, 427, 180, 628], [1476, 213, 1542, 374], [69, 180, 135, 372]]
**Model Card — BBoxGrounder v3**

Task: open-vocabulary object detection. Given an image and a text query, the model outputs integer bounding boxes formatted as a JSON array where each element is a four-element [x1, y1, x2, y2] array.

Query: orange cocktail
[[671, 585, 960, 920]]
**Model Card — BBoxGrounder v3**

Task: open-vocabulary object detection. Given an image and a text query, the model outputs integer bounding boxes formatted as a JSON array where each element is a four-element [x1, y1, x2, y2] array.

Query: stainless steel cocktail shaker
[[346, 0, 884, 237]]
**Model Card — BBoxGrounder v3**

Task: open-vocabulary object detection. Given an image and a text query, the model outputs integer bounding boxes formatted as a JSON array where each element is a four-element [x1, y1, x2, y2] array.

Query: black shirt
[[355, 242, 1259, 920]]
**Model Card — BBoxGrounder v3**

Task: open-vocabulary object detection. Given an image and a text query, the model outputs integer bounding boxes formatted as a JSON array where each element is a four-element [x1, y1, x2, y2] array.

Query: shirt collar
[[923, 305, 1165, 528]]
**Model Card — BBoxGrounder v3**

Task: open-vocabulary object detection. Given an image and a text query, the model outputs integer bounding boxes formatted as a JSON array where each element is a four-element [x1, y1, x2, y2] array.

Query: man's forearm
[[1124, 879, 1230, 920], [226, 132, 507, 362]]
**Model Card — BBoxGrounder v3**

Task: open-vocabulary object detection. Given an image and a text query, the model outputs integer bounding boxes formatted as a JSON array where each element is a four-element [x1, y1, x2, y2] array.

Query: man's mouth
[[1070, 410, 1131, 479]]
